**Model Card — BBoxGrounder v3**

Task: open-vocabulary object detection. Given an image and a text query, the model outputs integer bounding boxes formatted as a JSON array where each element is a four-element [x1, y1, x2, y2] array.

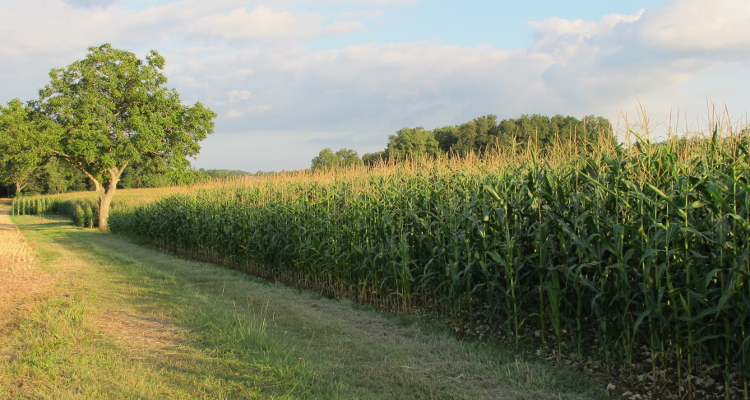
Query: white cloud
[[633, 0, 750, 54], [228, 90, 252, 102], [62, 0, 121, 8], [194, 6, 321, 41], [323, 20, 366, 35], [522, 0, 750, 115], [0, 1, 337, 61], [527, 0, 750, 60], [527, 10, 644, 62], [174, 42, 555, 139], [226, 104, 273, 117]]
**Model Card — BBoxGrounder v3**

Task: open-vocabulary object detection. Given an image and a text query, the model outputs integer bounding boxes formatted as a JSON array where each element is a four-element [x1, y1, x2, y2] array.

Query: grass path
[[0, 201, 609, 399]]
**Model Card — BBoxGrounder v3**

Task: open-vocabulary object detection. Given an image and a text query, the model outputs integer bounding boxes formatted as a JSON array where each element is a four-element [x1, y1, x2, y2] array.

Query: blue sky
[[1, 0, 748, 172], [305, 0, 668, 50]]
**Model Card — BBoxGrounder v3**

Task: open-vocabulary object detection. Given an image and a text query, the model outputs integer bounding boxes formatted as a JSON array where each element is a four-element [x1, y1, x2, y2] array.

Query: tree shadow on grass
[[15, 215, 76, 232]]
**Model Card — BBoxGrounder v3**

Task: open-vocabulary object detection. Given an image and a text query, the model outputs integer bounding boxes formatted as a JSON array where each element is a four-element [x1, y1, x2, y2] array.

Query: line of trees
[[0, 157, 216, 197], [363, 114, 615, 165], [309, 114, 615, 170], [0, 157, 92, 197], [0, 43, 217, 230], [197, 169, 279, 179]]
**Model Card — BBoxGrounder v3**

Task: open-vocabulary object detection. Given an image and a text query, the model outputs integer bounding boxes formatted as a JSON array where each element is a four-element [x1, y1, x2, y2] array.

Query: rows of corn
[[14, 133, 750, 398], [12, 195, 99, 228]]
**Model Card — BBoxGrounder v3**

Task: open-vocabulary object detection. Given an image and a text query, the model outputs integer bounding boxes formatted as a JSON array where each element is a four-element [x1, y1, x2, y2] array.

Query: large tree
[[0, 98, 57, 195], [37, 44, 216, 230]]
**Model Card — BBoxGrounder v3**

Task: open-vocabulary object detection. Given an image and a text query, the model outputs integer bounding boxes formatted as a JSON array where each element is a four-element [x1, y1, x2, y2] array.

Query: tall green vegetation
[[100, 126, 750, 398]]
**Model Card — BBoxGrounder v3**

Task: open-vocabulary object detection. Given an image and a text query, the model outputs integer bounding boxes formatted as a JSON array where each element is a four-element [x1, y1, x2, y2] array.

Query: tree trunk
[[97, 186, 116, 231], [83, 164, 127, 232], [14, 181, 27, 197]]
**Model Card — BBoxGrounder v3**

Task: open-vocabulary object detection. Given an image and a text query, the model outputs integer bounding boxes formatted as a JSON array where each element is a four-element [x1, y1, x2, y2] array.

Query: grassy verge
[[1, 213, 609, 399]]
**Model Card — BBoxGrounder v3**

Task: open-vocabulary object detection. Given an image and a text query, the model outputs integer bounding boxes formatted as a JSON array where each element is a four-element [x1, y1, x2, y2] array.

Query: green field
[[14, 130, 750, 399]]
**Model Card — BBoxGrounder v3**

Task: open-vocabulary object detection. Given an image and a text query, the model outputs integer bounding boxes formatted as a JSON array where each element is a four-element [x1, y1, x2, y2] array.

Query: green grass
[[0, 213, 609, 399]]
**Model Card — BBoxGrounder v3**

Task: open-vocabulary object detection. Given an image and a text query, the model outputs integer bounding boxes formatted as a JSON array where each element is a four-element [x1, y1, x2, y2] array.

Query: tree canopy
[[0, 98, 58, 195], [385, 127, 440, 160], [359, 113, 616, 163], [311, 148, 361, 170], [36, 43, 216, 230], [434, 114, 615, 155]]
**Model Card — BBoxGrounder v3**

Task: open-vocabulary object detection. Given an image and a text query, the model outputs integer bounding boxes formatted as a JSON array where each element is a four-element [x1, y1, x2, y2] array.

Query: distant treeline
[[0, 157, 201, 197], [311, 113, 615, 170], [197, 169, 278, 180], [0, 161, 270, 197], [2, 113, 615, 195], [0, 162, 291, 197]]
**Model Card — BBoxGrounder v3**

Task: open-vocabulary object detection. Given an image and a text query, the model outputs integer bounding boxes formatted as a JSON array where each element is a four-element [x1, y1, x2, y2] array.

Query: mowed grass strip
[[0, 213, 609, 399]]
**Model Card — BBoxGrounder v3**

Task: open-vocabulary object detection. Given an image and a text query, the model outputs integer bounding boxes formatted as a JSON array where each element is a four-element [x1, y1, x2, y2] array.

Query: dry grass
[[96, 311, 182, 354], [0, 199, 37, 271], [0, 199, 55, 327]]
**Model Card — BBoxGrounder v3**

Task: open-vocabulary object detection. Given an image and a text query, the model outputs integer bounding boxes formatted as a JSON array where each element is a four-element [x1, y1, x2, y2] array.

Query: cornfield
[[12, 195, 98, 227], [14, 125, 750, 399]]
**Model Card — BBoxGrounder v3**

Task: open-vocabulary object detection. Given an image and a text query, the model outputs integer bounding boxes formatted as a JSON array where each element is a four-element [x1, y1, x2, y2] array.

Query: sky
[[1, 0, 749, 172]]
